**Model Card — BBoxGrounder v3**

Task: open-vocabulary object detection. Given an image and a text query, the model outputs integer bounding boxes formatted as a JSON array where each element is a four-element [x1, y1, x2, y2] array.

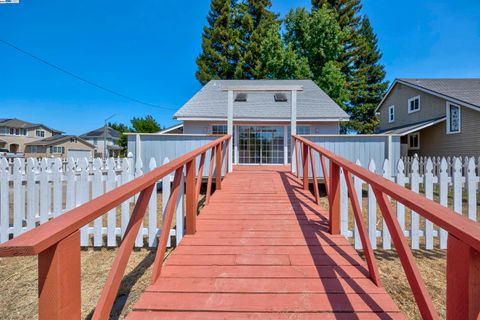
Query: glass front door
[[238, 126, 284, 164]]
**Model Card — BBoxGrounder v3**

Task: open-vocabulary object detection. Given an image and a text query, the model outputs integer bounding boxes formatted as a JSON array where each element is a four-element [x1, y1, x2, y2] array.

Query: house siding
[[183, 120, 340, 135], [378, 83, 446, 131], [413, 106, 480, 157]]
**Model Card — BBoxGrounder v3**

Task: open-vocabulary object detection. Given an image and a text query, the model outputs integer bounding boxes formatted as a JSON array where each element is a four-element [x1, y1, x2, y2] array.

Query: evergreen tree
[[196, 0, 241, 84], [284, 7, 348, 107], [235, 0, 279, 79], [312, 0, 362, 29], [256, 26, 312, 79], [347, 16, 388, 133]]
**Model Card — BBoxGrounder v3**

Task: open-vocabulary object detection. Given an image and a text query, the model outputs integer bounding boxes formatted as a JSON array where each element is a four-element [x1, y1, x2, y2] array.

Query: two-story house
[[0, 118, 96, 158], [0, 118, 63, 154], [376, 78, 480, 157], [80, 126, 123, 157]]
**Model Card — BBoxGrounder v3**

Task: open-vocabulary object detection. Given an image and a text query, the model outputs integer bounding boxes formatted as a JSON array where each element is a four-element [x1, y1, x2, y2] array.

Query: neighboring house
[[173, 80, 349, 165], [24, 135, 95, 158], [376, 78, 480, 157], [158, 123, 183, 134], [0, 118, 63, 154], [80, 126, 122, 157]]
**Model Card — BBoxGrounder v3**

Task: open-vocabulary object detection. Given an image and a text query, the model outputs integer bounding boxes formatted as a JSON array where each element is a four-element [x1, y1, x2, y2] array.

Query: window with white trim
[[446, 102, 461, 134], [50, 146, 65, 154], [408, 96, 420, 113], [36, 130, 45, 137], [212, 125, 227, 135], [408, 132, 420, 150], [388, 105, 395, 123]]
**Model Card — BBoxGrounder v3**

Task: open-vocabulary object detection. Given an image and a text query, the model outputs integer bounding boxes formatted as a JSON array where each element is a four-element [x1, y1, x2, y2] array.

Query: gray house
[[376, 78, 480, 157], [172, 80, 349, 165], [80, 126, 123, 157]]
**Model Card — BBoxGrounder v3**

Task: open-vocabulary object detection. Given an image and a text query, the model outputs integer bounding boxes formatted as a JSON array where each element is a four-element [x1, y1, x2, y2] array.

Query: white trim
[[446, 102, 461, 134], [175, 117, 347, 122], [376, 79, 480, 113], [388, 105, 395, 123], [385, 117, 446, 136], [407, 95, 421, 114], [158, 123, 183, 134], [407, 132, 420, 150]]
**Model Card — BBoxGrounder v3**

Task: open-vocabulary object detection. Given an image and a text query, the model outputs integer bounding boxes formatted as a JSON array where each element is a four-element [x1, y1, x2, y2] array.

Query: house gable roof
[[174, 80, 349, 121], [376, 78, 480, 112], [25, 135, 96, 148], [0, 118, 63, 133], [80, 127, 121, 139]]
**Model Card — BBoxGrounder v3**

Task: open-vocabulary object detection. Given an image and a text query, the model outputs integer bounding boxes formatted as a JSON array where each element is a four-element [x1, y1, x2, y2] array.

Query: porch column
[[290, 89, 297, 172], [227, 90, 234, 172]]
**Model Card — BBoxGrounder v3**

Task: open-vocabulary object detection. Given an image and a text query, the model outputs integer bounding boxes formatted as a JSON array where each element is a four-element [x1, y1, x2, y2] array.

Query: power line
[[0, 39, 176, 111]]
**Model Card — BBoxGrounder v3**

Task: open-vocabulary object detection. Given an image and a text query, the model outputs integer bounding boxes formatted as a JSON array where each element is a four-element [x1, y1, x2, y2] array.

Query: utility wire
[[0, 39, 176, 111]]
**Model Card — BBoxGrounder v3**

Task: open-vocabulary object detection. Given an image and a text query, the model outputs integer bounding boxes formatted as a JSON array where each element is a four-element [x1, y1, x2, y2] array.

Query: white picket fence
[[0, 156, 184, 248], [340, 156, 480, 250], [1, 155, 479, 250]]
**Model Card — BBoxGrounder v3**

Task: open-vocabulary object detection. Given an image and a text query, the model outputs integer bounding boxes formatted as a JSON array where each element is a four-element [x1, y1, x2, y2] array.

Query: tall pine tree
[[311, 0, 388, 133], [348, 16, 388, 133], [196, 0, 241, 84], [236, 0, 279, 79], [284, 7, 348, 107]]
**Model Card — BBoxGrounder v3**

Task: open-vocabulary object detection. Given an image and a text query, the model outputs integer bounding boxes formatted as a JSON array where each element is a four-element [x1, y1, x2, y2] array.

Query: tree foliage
[[108, 115, 162, 154], [196, 0, 389, 133]]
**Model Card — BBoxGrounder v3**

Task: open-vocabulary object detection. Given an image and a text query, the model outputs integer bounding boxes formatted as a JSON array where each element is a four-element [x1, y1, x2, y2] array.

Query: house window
[[36, 130, 45, 137], [408, 132, 420, 150], [297, 126, 310, 135], [50, 146, 65, 154], [388, 105, 395, 123], [212, 125, 228, 135], [408, 96, 420, 113], [446, 102, 461, 134], [92, 138, 98, 145], [30, 145, 39, 153]]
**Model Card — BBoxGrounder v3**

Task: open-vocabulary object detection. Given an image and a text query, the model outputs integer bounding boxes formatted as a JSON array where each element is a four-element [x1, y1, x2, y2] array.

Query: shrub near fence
[[0, 156, 183, 247], [340, 156, 480, 250]]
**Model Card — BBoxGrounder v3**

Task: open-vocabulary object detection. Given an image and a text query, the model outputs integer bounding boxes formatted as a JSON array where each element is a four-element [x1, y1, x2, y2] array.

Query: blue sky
[[1, 0, 479, 134]]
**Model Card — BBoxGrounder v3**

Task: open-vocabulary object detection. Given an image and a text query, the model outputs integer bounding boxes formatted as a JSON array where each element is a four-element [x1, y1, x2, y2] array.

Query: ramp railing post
[[38, 231, 81, 320], [446, 235, 480, 320], [329, 161, 340, 235], [302, 142, 309, 190], [186, 158, 196, 235]]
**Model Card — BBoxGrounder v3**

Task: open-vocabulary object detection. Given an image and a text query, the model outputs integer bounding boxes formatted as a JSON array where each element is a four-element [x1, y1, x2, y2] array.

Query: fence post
[[446, 235, 480, 320], [38, 230, 81, 320], [186, 158, 197, 235], [329, 161, 341, 235]]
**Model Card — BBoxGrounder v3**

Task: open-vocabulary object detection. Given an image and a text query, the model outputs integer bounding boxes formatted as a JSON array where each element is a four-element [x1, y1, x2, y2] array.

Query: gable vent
[[274, 93, 288, 102], [234, 93, 247, 102]]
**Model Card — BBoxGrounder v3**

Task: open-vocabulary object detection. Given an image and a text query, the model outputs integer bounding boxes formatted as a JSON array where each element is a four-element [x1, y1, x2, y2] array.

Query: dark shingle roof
[[80, 127, 121, 139], [174, 80, 349, 120], [25, 135, 95, 148], [398, 78, 480, 109], [0, 118, 63, 133]]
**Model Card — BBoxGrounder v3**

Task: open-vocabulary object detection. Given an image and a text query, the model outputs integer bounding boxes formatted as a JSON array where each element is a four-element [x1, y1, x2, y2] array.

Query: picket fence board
[[0, 155, 478, 250]]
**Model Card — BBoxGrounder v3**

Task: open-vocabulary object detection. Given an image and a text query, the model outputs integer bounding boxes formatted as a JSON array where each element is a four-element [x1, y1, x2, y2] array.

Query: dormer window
[[234, 93, 247, 102], [36, 130, 45, 137], [274, 93, 288, 102]]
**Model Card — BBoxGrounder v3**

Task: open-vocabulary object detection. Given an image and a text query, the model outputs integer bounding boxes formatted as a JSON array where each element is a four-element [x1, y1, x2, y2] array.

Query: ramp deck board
[[129, 166, 404, 319]]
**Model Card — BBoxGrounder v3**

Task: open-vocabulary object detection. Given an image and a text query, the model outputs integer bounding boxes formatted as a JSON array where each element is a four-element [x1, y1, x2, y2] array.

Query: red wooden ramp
[[128, 166, 404, 319]]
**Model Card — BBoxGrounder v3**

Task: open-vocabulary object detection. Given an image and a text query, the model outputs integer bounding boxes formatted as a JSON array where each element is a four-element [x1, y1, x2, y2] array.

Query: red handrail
[[293, 135, 480, 320], [0, 135, 231, 320]]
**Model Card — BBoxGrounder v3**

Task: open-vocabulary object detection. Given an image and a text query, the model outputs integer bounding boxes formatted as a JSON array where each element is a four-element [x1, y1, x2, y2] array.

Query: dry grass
[[0, 185, 450, 319]]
